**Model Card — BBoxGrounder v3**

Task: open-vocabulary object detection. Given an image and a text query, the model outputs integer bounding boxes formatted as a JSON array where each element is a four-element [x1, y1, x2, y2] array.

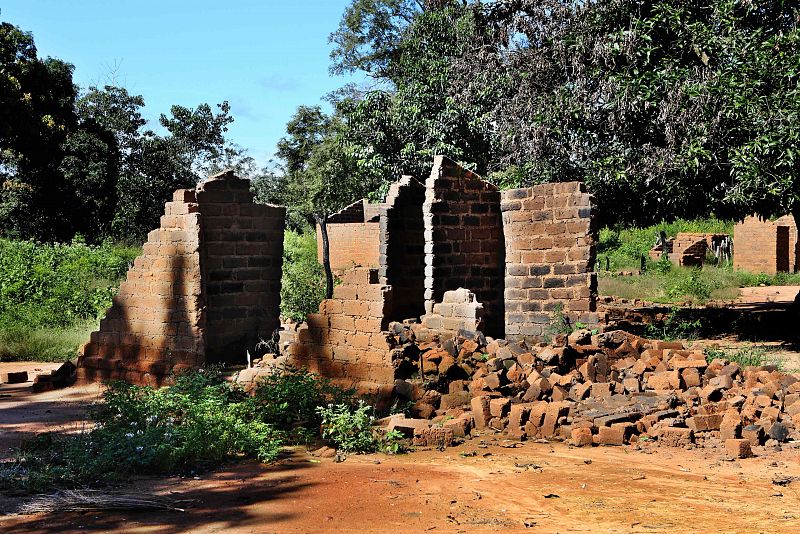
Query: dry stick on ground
[[17, 490, 186, 514]]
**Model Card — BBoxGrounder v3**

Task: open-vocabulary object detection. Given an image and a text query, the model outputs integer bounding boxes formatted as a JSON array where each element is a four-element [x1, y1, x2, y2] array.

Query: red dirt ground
[[2, 364, 800, 533]]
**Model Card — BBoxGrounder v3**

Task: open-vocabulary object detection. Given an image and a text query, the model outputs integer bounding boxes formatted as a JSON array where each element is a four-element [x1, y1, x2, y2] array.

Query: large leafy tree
[[326, 0, 800, 227], [451, 0, 800, 226], [1, 18, 249, 243], [0, 21, 79, 240], [333, 1, 496, 186]]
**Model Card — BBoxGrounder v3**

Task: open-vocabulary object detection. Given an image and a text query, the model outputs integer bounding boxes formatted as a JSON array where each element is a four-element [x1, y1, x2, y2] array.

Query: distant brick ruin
[[734, 215, 800, 274], [78, 172, 285, 385]]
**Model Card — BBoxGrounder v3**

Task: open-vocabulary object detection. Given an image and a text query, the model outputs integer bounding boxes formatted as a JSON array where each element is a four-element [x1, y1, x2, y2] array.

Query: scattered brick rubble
[[380, 321, 800, 454]]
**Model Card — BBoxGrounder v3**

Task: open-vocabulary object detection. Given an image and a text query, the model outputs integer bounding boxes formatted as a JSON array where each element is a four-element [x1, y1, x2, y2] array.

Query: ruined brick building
[[287, 156, 598, 392], [734, 215, 800, 275], [78, 171, 285, 385], [78, 157, 597, 390]]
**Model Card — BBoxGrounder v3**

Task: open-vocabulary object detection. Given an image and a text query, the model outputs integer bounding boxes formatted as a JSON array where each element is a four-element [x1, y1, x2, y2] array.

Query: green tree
[[0, 21, 79, 240], [452, 0, 800, 226], [264, 106, 377, 298]]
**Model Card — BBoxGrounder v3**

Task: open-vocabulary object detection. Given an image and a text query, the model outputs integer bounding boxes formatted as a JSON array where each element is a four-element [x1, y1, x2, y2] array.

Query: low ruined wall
[[286, 268, 395, 391], [79, 172, 285, 385], [501, 182, 597, 344]]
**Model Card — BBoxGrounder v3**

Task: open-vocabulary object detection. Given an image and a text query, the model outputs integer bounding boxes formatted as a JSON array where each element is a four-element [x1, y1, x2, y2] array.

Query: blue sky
[[1, 0, 363, 167]]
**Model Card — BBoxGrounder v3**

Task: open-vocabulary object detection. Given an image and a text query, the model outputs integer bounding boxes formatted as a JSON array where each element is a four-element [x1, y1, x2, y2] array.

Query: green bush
[[280, 231, 326, 322], [0, 238, 140, 329], [0, 369, 283, 493], [317, 402, 380, 453], [667, 269, 712, 301], [250, 366, 355, 443]]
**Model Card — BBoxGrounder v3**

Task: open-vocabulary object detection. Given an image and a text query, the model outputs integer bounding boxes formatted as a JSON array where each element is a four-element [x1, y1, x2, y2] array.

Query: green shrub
[[280, 231, 326, 322], [0, 238, 139, 329], [667, 269, 713, 301], [249, 366, 355, 443], [317, 402, 380, 453], [0, 369, 283, 493]]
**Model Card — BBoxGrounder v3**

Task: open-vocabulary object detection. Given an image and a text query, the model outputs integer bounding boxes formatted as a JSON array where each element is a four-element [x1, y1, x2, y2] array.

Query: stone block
[[725, 438, 754, 459]]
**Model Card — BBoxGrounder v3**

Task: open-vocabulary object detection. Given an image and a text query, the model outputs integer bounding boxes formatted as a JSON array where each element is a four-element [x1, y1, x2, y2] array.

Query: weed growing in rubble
[[644, 308, 702, 341], [704, 346, 783, 369], [316, 402, 406, 454], [250, 365, 355, 443], [317, 402, 380, 453]]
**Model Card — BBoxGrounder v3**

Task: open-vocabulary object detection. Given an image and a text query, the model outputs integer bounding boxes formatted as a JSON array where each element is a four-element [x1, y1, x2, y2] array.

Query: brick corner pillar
[[78, 170, 286, 385], [501, 182, 598, 345]]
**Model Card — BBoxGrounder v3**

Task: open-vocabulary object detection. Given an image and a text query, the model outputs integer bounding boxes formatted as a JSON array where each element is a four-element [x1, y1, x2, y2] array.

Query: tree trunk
[[317, 214, 334, 300]]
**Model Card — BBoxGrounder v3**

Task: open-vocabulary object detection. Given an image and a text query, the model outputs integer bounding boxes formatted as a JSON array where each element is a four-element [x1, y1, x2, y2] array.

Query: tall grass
[[0, 322, 96, 362], [0, 239, 139, 361], [597, 218, 800, 304]]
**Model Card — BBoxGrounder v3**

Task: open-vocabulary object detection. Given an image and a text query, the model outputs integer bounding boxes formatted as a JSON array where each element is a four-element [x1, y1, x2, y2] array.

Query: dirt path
[[2, 365, 800, 533], [0, 362, 103, 456], [1, 440, 799, 533]]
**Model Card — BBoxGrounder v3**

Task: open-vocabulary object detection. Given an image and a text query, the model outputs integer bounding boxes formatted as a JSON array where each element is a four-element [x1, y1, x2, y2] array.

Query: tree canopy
[[0, 21, 246, 243], [283, 0, 800, 228]]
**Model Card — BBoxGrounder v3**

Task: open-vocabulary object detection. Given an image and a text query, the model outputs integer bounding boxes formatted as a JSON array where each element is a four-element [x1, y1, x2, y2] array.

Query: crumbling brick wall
[[423, 156, 505, 337], [286, 268, 395, 391], [316, 200, 381, 270], [78, 172, 285, 385], [379, 176, 426, 323], [501, 182, 597, 344], [198, 178, 285, 363], [734, 216, 793, 274], [670, 233, 709, 267]]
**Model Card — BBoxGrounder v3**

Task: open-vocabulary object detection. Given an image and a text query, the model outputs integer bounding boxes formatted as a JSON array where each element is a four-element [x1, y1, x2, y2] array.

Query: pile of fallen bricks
[[0, 361, 76, 392], [381, 324, 800, 458]]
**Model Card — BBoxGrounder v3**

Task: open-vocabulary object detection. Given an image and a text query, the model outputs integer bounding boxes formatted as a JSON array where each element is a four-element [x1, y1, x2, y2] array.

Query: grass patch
[[599, 266, 800, 305], [597, 217, 800, 304], [0, 321, 96, 362], [704, 345, 784, 369], [644, 308, 702, 341]]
